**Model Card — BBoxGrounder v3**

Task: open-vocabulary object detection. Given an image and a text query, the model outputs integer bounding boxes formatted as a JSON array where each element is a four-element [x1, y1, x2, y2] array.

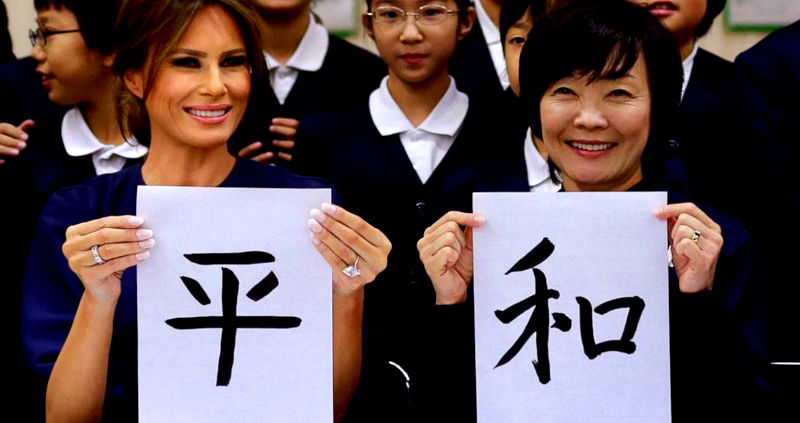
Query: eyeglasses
[[366, 5, 460, 26], [29, 27, 81, 47]]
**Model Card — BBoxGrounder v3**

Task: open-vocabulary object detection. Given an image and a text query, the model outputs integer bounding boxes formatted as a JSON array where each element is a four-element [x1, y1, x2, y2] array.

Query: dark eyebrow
[[221, 48, 247, 58], [172, 48, 246, 58]]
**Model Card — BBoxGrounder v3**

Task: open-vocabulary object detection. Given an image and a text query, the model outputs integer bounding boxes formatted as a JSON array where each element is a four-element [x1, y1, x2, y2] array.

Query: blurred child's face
[[365, 0, 473, 86], [31, 7, 110, 105], [634, 0, 706, 44], [503, 8, 533, 97]]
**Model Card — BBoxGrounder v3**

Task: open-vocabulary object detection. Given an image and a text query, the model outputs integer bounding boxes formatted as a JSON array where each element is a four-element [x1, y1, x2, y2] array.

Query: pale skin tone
[[363, 0, 474, 126], [1, 7, 123, 165], [48, 5, 390, 422], [236, 0, 312, 165], [418, 56, 723, 305]]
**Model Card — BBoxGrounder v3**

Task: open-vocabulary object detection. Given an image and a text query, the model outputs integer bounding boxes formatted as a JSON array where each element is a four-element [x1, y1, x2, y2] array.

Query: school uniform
[[231, 18, 386, 156], [449, 0, 508, 99], [20, 159, 331, 423], [294, 76, 507, 421], [3, 107, 146, 422], [0, 56, 67, 127], [735, 20, 800, 401], [673, 46, 755, 227]]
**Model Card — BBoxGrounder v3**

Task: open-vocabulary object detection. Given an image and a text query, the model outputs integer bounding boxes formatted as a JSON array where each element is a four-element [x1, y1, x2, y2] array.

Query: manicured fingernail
[[310, 208, 326, 222], [8, 148, 18, 155], [17, 141, 27, 149], [321, 203, 337, 214], [136, 229, 153, 240], [139, 238, 155, 248], [20, 133, 29, 141], [310, 235, 320, 245], [307, 218, 323, 233], [136, 251, 150, 261], [129, 216, 144, 225], [269, 126, 276, 131], [475, 215, 486, 224]]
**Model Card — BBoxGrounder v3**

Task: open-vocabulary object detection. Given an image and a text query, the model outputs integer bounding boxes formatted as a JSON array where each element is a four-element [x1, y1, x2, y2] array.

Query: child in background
[[234, 0, 386, 165], [290, 1, 520, 420]]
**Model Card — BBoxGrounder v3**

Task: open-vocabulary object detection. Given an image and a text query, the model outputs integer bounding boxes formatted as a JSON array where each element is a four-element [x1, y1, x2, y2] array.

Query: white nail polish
[[139, 238, 155, 249], [307, 218, 323, 233], [136, 251, 150, 261], [129, 216, 144, 225], [310, 208, 326, 222], [136, 229, 153, 240], [321, 203, 337, 214]]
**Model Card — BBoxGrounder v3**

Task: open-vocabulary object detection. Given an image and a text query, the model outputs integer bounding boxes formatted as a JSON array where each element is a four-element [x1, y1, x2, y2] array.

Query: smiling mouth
[[184, 107, 230, 118], [567, 141, 616, 152]]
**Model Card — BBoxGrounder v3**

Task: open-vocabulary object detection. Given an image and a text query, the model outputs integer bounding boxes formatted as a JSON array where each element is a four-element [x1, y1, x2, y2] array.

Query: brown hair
[[112, 0, 266, 145]]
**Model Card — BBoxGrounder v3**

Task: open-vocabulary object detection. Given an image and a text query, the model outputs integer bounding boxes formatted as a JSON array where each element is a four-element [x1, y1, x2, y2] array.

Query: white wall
[[4, 0, 37, 58], [2, 0, 773, 63]]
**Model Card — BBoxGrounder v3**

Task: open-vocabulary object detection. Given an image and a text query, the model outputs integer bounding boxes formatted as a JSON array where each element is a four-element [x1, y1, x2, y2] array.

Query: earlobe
[[102, 53, 116, 69], [124, 69, 145, 99], [457, 8, 476, 42]]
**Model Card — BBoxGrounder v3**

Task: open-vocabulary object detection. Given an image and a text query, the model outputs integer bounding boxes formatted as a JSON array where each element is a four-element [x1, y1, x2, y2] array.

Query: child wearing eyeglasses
[[0, 0, 142, 420], [290, 1, 517, 421]]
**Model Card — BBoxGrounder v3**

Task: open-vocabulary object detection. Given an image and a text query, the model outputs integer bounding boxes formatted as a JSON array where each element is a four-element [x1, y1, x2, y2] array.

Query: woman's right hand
[[0, 119, 34, 164], [417, 211, 485, 305], [62, 215, 154, 305]]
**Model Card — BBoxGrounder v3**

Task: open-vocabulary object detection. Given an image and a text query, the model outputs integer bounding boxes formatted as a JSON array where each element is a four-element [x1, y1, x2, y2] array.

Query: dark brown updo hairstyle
[[112, 0, 266, 146]]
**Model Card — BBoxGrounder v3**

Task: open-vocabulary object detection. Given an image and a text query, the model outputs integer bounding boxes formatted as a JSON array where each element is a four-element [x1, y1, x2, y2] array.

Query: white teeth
[[187, 108, 227, 118], [569, 142, 614, 151]]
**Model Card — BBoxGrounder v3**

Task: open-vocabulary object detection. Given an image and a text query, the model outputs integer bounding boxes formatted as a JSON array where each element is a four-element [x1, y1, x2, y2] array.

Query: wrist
[[435, 288, 467, 305]]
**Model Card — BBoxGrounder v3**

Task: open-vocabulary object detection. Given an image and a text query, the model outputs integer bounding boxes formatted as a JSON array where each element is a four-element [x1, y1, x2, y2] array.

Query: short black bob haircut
[[696, 0, 726, 38], [499, 0, 550, 47], [34, 0, 120, 56], [519, 0, 683, 184]]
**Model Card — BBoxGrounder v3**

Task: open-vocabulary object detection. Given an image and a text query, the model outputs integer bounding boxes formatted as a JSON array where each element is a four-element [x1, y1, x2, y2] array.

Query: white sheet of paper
[[473, 192, 670, 423], [137, 186, 332, 423]]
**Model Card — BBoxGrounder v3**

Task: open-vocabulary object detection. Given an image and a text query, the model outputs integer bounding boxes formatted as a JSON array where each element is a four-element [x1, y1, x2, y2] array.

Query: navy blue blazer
[[734, 20, 800, 368], [20, 159, 332, 423], [450, 22, 503, 101], [293, 100, 514, 421], [674, 49, 760, 228], [0, 57, 67, 128], [1, 110, 141, 422], [230, 35, 386, 158]]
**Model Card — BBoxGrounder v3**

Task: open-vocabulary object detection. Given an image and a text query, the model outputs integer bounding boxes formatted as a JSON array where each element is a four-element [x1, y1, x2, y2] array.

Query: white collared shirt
[[681, 43, 699, 100], [474, 0, 510, 90], [61, 107, 147, 175], [369, 76, 469, 184], [264, 15, 329, 105], [523, 128, 561, 192]]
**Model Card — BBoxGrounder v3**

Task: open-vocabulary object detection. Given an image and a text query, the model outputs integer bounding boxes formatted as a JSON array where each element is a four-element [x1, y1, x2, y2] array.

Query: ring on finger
[[91, 244, 107, 265], [342, 256, 361, 279], [689, 230, 701, 243]]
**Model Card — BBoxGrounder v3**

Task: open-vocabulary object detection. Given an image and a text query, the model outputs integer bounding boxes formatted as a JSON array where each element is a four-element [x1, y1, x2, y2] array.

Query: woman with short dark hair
[[419, 0, 768, 419]]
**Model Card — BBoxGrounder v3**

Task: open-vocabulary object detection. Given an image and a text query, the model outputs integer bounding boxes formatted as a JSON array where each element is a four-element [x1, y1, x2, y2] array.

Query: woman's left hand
[[308, 203, 391, 296], [656, 203, 723, 293]]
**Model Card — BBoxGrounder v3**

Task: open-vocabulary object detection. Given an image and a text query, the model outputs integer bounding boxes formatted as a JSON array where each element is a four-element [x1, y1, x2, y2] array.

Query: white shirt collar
[[681, 43, 699, 100], [264, 15, 329, 72], [474, 0, 500, 44], [523, 128, 561, 192], [61, 107, 145, 159], [369, 76, 469, 137]]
